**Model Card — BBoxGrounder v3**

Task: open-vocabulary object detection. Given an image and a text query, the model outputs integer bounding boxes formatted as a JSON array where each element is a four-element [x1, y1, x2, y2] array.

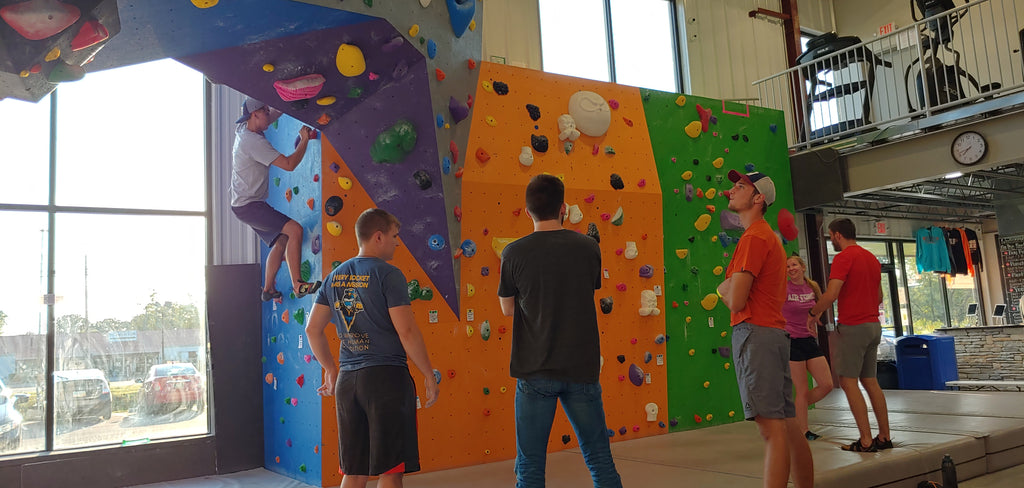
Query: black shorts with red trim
[[335, 365, 420, 476]]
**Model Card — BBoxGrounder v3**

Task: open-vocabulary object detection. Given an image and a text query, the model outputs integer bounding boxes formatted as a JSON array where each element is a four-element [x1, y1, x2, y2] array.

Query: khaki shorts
[[834, 322, 882, 378], [732, 322, 795, 420]]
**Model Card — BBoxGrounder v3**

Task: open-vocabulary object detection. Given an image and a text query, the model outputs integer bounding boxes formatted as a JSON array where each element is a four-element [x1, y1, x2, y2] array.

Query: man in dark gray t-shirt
[[498, 174, 621, 488]]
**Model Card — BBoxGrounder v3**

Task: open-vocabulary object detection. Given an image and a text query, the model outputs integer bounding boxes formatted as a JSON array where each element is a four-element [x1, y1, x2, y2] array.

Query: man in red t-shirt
[[807, 218, 892, 453], [718, 170, 812, 488]]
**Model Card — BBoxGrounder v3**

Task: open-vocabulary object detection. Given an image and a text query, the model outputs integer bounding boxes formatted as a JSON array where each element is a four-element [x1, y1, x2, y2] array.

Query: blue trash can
[[896, 335, 959, 390]]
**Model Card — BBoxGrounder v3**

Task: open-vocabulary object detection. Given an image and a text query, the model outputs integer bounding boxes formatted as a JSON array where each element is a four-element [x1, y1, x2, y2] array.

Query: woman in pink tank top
[[783, 256, 834, 440]]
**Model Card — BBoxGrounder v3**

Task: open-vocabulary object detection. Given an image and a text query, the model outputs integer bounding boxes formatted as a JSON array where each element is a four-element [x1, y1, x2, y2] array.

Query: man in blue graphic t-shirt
[[306, 208, 439, 488]]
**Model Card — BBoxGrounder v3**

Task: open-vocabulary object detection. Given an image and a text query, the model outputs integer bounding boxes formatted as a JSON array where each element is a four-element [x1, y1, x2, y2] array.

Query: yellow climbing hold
[[706, 414, 714, 421], [701, 293, 719, 311], [317, 96, 337, 106], [45, 47, 60, 62], [675, 95, 687, 107], [713, 265, 723, 276], [712, 157, 724, 168], [444, 123, 450, 129], [675, 249, 689, 259], [688, 349, 696, 356], [336, 44, 366, 77], [469, 19, 477, 31], [409, 24, 420, 37], [686, 316, 692, 323], [500, 386, 508, 393], [724, 362, 731, 370], [706, 188, 717, 199], [703, 381, 710, 388], [338, 177, 353, 190], [485, 116, 497, 127], [262, 63, 275, 72], [466, 283, 476, 297], [711, 235, 719, 242], [492, 237, 517, 257], [685, 121, 702, 138], [19, 70, 29, 77], [191, 0, 219, 7], [326, 221, 343, 237], [681, 171, 693, 181], [481, 80, 493, 93], [729, 410, 736, 417], [720, 331, 728, 338], [466, 325, 474, 337], [695, 214, 712, 231]]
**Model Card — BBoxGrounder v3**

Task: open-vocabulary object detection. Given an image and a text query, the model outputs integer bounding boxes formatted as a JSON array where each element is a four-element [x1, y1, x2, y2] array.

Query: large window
[[539, 0, 681, 92], [0, 59, 208, 458]]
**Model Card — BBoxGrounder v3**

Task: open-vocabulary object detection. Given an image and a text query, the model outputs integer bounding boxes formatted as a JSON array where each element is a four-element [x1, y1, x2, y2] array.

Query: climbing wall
[[641, 91, 799, 430], [260, 115, 326, 486], [458, 63, 672, 460]]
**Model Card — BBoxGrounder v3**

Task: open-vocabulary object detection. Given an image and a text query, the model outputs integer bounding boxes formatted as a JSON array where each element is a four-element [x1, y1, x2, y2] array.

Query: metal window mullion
[[604, 0, 616, 83], [669, 0, 683, 92], [45, 89, 57, 453]]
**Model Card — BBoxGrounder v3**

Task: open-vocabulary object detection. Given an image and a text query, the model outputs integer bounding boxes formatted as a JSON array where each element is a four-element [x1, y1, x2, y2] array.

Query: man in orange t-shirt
[[807, 218, 891, 453], [718, 170, 812, 488]]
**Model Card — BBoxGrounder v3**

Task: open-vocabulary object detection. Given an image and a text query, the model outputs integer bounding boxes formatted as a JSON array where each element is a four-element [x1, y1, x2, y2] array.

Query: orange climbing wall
[[317, 137, 460, 485], [457, 63, 671, 461]]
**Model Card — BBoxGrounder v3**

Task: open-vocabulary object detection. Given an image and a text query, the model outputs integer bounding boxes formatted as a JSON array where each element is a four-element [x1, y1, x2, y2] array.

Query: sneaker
[[805, 431, 821, 441], [841, 439, 878, 452]]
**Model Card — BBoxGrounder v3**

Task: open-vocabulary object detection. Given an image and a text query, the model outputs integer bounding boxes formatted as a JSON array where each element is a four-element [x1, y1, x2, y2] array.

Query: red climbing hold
[[449, 140, 459, 164], [447, 369, 456, 379], [313, 174, 320, 182], [512, 208, 522, 217], [296, 374, 305, 387], [71, 20, 109, 51], [696, 104, 712, 132], [466, 94, 474, 108], [435, 68, 446, 81], [694, 414, 703, 423], [467, 58, 477, 70], [695, 188, 704, 199], [453, 206, 463, 222], [584, 194, 596, 203], [475, 147, 491, 163], [285, 188, 293, 202], [454, 167, 464, 178], [622, 117, 634, 127]]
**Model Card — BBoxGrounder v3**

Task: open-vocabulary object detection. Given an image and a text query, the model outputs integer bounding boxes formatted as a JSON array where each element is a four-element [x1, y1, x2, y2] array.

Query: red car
[[138, 363, 205, 415]]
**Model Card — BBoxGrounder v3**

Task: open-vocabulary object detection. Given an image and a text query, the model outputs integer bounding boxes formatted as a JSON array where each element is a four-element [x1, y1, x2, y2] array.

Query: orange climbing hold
[[435, 68, 446, 81], [306, 198, 315, 210], [285, 188, 293, 202], [475, 147, 491, 163], [282, 309, 290, 323], [467, 58, 477, 70]]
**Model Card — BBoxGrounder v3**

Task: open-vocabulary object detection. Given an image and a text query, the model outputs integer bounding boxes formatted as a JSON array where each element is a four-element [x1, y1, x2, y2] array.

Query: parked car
[[54, 369, 113, 421], [0, 378, 29, 451], [138, 363, 205, 415]]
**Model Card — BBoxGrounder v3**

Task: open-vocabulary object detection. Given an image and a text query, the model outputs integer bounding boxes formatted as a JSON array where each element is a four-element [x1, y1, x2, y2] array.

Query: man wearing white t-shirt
[[230, 98, 320, 301]]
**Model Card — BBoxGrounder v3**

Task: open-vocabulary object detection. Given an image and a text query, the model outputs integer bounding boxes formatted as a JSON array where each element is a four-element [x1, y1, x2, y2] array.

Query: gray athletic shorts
[[732, 322, 795, 421], [834, 322, 882, 378], [231, 201, 290, 246]]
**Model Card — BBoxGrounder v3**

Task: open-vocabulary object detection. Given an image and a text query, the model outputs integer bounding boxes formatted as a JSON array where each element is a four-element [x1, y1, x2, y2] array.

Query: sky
[[0, 59, 207, 336]]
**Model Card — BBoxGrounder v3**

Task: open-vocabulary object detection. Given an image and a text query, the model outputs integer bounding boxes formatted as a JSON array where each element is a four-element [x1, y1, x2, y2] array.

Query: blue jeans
[[514, 378, 622, 488]]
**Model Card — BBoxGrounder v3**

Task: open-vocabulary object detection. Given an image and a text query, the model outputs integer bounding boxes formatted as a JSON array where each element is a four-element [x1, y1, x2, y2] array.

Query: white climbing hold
[[639, 290, 661, 316], [567, 204, 583, 224], [519, 146, 534, 166], [567, 91, 611, 137], [557, 114, 581, 141], [624, 241, 638, 260]]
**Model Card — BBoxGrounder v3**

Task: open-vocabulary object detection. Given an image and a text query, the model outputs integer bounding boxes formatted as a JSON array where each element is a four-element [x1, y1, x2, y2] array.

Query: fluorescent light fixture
[[944, 171, 963, 179]]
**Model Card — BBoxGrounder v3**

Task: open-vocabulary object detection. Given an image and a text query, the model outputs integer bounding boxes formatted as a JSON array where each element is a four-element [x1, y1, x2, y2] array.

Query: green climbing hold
[[419, 287, 434, 301], [370, 119, 418, 163], [294, 308, 306, 325], [332, 260, 343, 270], [483, 387, 490, 395], [284, 397, 292, 405], [270, 336, 277, 343], [292, 186, 299, 195], [299, 464, 308, 473], [347, 86, 364, 98], [273, 177, 281, 187], [419, 37, 425, 44], [261, 356, 267, 363], [300, 260, 312, 282], [280, 417, 285, 424]]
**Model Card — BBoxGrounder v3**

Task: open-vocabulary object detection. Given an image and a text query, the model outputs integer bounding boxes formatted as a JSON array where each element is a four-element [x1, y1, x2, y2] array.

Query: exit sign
[[874, 220, 889, 235], [879, 22, 896, 36]]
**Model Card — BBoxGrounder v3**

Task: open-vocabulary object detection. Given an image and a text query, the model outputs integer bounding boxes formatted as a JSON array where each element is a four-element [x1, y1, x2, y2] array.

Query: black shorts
[[790, 336, 825, 362], [335, 365, 420, 476]]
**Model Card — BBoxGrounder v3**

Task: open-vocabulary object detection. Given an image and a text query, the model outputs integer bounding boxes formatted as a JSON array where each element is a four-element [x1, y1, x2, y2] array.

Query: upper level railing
[[753, 0, 1024, 152]]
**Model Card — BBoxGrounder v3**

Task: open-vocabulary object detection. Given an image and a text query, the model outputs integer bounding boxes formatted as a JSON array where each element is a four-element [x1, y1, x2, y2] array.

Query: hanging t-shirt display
[[945, 228, 969, 276], [915, 226, 951, 273], [964, 228, 983, 271]]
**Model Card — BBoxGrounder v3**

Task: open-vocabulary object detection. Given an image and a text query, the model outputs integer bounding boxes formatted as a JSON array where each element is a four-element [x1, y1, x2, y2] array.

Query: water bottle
[[941, 454, 958, 488]]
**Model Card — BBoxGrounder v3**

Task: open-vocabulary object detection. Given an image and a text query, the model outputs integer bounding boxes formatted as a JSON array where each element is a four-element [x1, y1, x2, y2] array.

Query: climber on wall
[[229, 97, 321, 301]]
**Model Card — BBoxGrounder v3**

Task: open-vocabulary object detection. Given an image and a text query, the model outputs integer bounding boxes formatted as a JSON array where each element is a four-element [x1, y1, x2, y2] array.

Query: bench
[[946, 380, 1024, 392]]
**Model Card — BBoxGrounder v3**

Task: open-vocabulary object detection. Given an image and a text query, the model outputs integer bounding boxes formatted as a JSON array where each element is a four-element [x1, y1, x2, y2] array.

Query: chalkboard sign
[[996, 233, 1024, 324]]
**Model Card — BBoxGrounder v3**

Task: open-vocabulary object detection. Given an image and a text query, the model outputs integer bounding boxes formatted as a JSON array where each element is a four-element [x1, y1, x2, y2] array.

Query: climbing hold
[[449, 96, 470, 124], [611, 207, 624, 226], [769, 124, 778, 133], [592, 144, 600, 155], [317, 96, 336, 106], [630, 338, 638, 345], [465, 283, 475, 297], [778, 208, 799, 241], [644, 352, 653, 364], [449, 140, 460, 164], [639, 290, 660, 316], [460, 239, 477, 257], [695, 214, 712, 231], [684, 121, 702, 138], [447, 369, 456, 379], [370, 120, 417, 163], [408, 24, 420, 37], [696, 104, 712, 132], [433, 369, 442, 384], [327, 221, 343, 237], [681, 171, 693, 181], [481, 321, 491, 341], [706, 205, 716, 213], [453, 206, 463, 223], [427, 39, 437, 59], [616, 283, 627, 292], [435, 68, 446, 81], [604, 146, 616, 155], [518, 146, 534, 166], [567, 204, 583, 224], [557, 114, 581, 141], [628, 364, 644, 386], [568, 91, 611, 137], [561, 434, 571, 445], [525, 103, 541, 121], [624, 241, 638, 260], [675, 95, 687, 106], [347, 86, 364, 98], [317, 113, 331, 126], [413, 170, 432, 190], [695, 188, 704, 199], [467, 58, 476, 69], [610, 173, 625, 190], [599, 297, 614, 314], [638, 265, 654, 279], [706, 188, 717, 199], [701, 293, 719, 311], [481, 80, 493, 92], [703, 381, 711, 388], [446, 0, 476, 37], [71, 20, 109, 51], [530, 134, 548, 153], [272, 74, 326, 102], [584, 194, 596, 204], [654, 334, 667, 344], [586, 223, 600, 243], [675, 249, 689, 259], [311, 233, 322, 255], [338, 177, 353, 190], [324, 196, 343, 216], [475, 147, 491, 163], [512, 208, 522, 217], [427, 234, 446, 251], [659, 421, 666, 428], [296, 374, 305, 388], [744, 162, 755, 172], [276, 352, 285, 365], [46, 61, 85, 83], [282, 309, 290, 323], [688, 349, 695, 356], [713, 266, 723, 276], [265, 373, 274, 384], [481, 266, 490, 276], [493, 81, 509, 95], [685, 184, 694, 201]]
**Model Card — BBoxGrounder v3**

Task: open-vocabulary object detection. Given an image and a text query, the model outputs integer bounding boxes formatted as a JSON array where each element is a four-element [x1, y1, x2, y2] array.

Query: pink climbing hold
[[696, 104, 712, 132], [291, 398, 298, 406], [592, 144, 600, 155], [618, 375, 626, 381], [633, 425, 641, 432], [637, 178, 646, 188], [616, 283, 627, 292], [601, 213, 611, 221], [0, 0, 81, 40], [608, 99, 619, 109], [273, 74, 326, 102], [584, 194, 596, 203], [630, 338, 638, 345], [70, 19, 109, 51], [368, 72, 380, 81], [304, 354, 312, 363], [615, 248, 624, 256]]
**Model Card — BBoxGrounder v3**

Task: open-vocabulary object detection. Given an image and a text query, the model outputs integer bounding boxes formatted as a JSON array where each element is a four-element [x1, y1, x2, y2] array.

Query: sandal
[[805, 431, 821, 441], [873, 436, 894, 450], [261, 289, 282, 302], [295, 281, 322, 298], [841, 440, 877, 452]]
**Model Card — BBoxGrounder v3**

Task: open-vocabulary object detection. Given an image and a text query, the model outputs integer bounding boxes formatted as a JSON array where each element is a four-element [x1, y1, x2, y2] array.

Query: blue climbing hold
[[446, 0, 476, 38], [433, 369, 442, 384], [442, 156, 451, 175], [436, 114, 445, 128], [460, 239, 477, 257], [428, 234, 446, 251], [427, 39, 437, 59], [744, 162, 756, 172]]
